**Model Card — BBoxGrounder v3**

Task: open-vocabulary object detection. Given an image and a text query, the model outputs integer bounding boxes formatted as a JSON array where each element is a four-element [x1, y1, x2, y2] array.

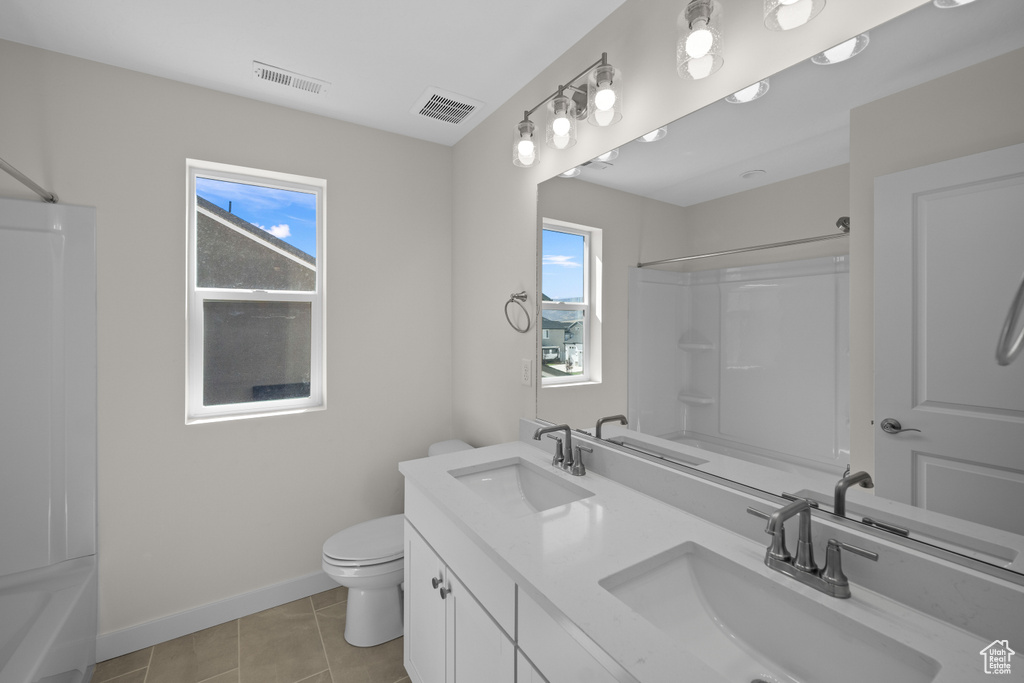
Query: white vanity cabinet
[[404, 520, 515, 683]]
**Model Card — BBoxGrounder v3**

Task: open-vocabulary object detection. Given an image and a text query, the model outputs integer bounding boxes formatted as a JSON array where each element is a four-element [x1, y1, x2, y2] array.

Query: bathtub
[[0, 556, 97, 683]]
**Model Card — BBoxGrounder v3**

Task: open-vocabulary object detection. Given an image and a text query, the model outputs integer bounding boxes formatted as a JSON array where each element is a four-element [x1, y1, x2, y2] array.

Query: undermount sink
[[600, 542, 939, 683], [450, 457, 594, 517]]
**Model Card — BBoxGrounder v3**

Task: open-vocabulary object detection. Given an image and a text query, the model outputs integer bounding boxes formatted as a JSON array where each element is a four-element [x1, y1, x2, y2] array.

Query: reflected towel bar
[[638, 217, 849, 269]]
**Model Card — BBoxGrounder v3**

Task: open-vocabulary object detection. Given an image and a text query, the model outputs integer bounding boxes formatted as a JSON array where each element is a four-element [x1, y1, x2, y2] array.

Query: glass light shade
[[933, 0, 977, 6], [811, 33, 869, 65], [559, 167, 582, 178], [678, 19, 723, 80], [725, 79, 770, 103], [512, 118, 539, 167], [637, 127, 668, 143], [764, 0, 825, 31], [595, 148, 619, 162], [546, 94, 577, 150], [587, 64, 623, 127]]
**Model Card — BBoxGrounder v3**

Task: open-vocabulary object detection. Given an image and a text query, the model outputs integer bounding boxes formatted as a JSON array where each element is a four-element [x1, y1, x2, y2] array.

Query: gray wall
[[0, 38, 453, 640]]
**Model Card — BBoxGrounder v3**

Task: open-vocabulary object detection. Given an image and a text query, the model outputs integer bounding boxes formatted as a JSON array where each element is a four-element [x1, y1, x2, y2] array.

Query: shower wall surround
[[628, 256, 849, 476]]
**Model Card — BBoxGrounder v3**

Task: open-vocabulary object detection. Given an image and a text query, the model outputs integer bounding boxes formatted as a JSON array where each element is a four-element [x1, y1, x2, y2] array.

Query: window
[[541, 219, 601, 385], [186, 160, 325, 422]]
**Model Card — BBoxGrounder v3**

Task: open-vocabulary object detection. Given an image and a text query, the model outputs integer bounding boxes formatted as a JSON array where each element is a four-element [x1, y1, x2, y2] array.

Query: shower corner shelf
[[677, 392, 715, 405], [678, 340, 715, 351]]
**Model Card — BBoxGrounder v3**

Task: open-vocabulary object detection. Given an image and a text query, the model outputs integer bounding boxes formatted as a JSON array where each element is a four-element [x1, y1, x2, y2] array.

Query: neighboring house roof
[[198, 195, 315, 266], [541, 318, 582, 331]]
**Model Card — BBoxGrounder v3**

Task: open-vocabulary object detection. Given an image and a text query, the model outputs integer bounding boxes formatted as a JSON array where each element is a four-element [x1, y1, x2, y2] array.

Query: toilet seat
[[323, 513, 404, 567]]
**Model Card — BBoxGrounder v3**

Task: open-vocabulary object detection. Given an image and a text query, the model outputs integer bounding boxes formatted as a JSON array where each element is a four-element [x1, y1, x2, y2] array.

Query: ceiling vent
[[411, 87, 484, 125], [253, 61, 329, 95]]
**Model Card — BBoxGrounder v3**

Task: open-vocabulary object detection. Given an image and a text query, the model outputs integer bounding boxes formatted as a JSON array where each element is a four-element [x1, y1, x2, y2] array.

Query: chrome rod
[[638, 231, 846, 268], [0, 155, 58, 203]]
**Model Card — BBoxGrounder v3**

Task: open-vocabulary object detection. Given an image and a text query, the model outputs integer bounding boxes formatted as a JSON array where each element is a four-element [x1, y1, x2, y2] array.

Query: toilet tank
[[428, 440, 474, 457]]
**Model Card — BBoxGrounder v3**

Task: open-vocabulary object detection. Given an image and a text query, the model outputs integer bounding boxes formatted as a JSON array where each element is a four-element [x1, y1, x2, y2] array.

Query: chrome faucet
[[533, 424, 573, 469], [766, 499, 816, 572], [748, 499, 878, 598], [595, 414, 627, 439], [833, 469, 874, 517]]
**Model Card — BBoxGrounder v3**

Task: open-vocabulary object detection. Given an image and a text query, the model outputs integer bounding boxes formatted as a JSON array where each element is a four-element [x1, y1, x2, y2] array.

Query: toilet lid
[[323, 513, 404, 564]]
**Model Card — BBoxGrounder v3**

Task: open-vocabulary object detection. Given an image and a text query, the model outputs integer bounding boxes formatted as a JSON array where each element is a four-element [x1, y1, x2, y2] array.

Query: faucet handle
[[747, 507, 792, 562], [570, 445, 592, 476], [821, 539, 878, 597], [546, 434, 564, 466]]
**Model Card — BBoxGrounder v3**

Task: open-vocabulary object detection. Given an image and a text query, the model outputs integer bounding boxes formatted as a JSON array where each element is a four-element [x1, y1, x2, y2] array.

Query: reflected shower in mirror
[[537, 1, 1024, 575]]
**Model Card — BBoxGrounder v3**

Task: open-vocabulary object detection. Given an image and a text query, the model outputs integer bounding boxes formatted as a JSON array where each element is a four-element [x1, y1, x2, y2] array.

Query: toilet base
[[344, 583, 403, 647]]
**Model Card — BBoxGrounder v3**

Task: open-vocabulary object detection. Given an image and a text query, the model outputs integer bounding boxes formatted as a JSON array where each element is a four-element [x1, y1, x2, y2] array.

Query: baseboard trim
[[96, 572, 337, 661]]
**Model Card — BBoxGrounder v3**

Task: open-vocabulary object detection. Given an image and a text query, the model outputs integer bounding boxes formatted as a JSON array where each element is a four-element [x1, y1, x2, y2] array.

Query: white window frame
[[541, 218, 602, 386], [186, 159, 326, 423]]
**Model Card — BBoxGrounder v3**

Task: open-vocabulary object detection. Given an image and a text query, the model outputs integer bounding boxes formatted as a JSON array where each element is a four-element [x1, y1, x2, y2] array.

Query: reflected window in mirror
[[541, 219, 601, 385]]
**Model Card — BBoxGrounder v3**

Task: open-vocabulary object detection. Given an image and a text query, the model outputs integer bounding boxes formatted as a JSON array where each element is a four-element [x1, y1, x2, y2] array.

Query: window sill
[[541, 380, 601, 389]]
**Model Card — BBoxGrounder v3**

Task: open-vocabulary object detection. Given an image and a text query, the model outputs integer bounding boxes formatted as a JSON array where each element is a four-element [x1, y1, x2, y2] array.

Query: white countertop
[[400, 440, 998, 683]]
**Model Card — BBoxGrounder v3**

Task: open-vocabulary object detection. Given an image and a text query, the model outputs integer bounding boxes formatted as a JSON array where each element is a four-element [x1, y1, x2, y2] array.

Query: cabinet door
[[448, 572, 515, 683], [405, 522, 448, 683]]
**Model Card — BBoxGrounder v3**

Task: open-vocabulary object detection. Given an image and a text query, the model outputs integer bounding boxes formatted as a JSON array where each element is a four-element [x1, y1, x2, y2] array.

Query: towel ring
[[505, 292, 531, 333]]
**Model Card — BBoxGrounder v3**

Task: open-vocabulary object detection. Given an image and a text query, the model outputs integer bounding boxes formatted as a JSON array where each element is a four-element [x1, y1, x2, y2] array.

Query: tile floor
[[91, 587, 410, 683]]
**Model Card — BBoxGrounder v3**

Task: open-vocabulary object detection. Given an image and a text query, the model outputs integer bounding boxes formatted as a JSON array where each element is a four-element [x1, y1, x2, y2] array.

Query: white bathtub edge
[[95, 571, 337, 662]]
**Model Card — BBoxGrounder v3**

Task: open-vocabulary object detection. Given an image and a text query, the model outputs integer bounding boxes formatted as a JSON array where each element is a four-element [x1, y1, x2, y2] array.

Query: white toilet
[[321, 439, 473, 647]]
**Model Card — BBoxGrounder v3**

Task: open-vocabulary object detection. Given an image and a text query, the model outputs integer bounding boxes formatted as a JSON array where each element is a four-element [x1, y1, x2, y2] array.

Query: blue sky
[[542, 229, 584, 301], [196, 177, 317, 258]]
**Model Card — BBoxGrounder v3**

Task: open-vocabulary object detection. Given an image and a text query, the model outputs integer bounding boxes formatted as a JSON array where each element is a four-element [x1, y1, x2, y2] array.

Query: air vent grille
[[253, 61, 329, 96], [411, 88, 484, 125]]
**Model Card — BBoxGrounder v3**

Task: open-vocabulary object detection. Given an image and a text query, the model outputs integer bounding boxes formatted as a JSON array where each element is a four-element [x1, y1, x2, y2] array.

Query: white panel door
[[874, 142, 1024, 535]]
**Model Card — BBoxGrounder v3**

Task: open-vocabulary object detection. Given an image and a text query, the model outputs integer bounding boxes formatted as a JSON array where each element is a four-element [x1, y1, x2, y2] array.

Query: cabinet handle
[[431, 576, 442, 589], [438, 585, 450, 599]]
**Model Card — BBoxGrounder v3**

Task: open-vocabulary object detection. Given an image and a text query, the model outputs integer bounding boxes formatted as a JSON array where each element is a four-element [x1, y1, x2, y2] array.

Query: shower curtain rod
[[637, 217, 850, 269], [0, 155, 58, 203]]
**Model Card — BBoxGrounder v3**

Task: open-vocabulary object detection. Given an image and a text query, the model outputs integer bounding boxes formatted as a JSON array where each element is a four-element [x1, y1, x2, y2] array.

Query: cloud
[[543, 254, 581, 268], [260, 224, 291, 239]]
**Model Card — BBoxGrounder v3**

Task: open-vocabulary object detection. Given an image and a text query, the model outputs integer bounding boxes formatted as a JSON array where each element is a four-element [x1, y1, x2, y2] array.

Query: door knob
[[880, 418, 921, 435]]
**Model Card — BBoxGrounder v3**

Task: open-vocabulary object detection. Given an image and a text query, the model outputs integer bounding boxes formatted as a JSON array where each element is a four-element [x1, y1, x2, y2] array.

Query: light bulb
[[686, 55, 715, 80], [823, 38, 857, 63], [594, 86, 616, 111], [685, 25, 714, 59], [517, 139, 535, 159], [552, 116, 572, 137], [552, 134, 571, 150], [779, 0, 800, 4], [593, 109, 614, 126]]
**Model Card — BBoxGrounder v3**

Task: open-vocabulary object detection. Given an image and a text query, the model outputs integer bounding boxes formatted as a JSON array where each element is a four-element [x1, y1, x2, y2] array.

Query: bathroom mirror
[[537, 1, 1024, 575]]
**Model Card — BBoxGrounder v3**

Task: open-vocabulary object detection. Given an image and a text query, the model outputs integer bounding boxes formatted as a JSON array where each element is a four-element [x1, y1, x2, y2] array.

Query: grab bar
[[996, 272, 1024, 366]]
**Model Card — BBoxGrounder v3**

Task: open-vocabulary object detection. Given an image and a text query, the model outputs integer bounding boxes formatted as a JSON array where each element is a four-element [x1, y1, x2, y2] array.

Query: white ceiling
[[0, 0, 628, 146]]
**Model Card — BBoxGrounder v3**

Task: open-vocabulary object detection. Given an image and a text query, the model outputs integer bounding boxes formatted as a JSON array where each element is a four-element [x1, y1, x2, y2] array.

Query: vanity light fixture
[[811, 33, 869, 65], [511, 53, 623, 168], [678, 0, 724, 80], [637, 127, 668, 143], [588, 62, 623, 126], [933, 0, 978, 6], [725, 79, 770, 103], [546, 90, 578, 149], [764, 0, 825, 31], [512, 115, 539, 167]]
